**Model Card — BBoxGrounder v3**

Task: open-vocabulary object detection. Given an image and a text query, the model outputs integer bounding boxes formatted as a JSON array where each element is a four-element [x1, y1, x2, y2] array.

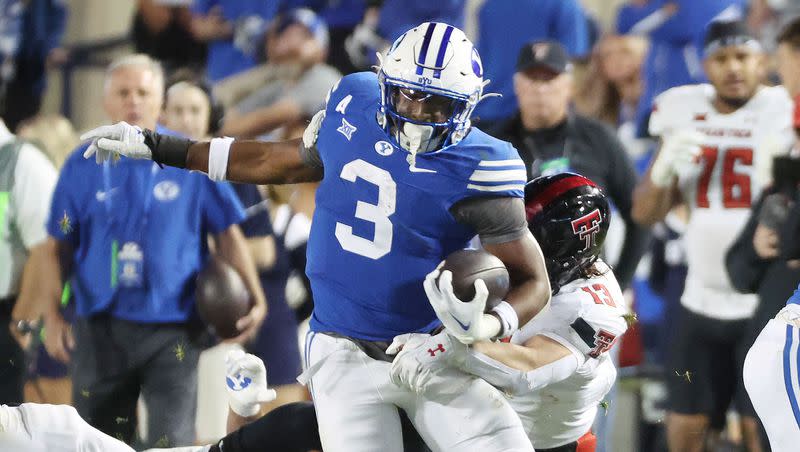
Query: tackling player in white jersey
[[389, 173, 629, 452], [631, 19, 795, 452]]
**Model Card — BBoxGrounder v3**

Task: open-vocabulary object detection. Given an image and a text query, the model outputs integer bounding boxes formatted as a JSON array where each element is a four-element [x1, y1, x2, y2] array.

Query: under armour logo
[[428, 344, 446, 357], [571, 208, 602, 251], [337, 118, 357, 141]]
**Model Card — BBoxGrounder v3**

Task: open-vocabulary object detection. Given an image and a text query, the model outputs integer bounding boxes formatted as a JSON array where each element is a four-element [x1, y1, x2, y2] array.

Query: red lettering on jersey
[[693, 113, 707, 121], [428, 344, 446, 357], [581, 284, 617, 307], [696, 146, 753, 209], [571, 209, 602, 251], [589, 329, 617, 358]]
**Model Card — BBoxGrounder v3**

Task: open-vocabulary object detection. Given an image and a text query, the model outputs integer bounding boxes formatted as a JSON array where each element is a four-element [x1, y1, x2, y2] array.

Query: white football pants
[[744, 305, 800, 452], [301, 331, 534, 452]]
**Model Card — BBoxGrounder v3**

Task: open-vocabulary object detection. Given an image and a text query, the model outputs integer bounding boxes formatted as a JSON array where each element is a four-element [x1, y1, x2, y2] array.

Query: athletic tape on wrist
[[209, 137, 235, 181], [492, 301, 519, 338]]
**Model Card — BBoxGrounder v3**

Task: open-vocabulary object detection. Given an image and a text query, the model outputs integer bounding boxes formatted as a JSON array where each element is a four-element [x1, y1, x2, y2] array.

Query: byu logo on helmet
[[226, 374, 252, 392], [571, 209, 602, 251]]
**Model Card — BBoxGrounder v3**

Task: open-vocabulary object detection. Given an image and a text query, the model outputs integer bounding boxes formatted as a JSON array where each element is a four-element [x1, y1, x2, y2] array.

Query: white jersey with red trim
[[508, 261, 628, 449], [650, 84, 794, 319]]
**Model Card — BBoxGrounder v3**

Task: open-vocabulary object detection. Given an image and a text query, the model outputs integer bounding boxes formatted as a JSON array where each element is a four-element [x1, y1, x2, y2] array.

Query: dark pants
[[71, 315, 201, 448], [0, 297, 24, 404]]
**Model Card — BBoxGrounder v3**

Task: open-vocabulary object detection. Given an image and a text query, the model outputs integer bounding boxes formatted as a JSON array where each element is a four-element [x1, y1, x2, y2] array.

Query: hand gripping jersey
[[650, 84, 794, 320], [509, 261, 628, 449], [307, 72, 526, 341]]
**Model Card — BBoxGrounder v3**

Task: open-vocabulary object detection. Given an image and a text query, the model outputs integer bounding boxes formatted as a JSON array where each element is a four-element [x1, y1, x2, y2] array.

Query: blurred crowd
[[2, 0, 800, 451]]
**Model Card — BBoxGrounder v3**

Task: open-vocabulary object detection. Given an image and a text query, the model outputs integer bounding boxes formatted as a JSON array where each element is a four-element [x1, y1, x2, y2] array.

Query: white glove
[[81, 121, 153, 163], [387, 332, 470, 398], [302, 110, 325, 150], [225, 349, 277, 417], [424, 266, 500, 344], [650, 130, 704, 187]]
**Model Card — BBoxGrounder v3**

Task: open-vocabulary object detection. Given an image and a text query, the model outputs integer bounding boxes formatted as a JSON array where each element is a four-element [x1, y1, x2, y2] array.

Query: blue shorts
[[248, 282, 302, 386]]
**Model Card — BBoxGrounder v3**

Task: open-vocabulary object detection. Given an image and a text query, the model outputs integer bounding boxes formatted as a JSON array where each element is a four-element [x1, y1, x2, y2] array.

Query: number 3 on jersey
[[335, 159, 397, 259], [696, 146, 753, 208]]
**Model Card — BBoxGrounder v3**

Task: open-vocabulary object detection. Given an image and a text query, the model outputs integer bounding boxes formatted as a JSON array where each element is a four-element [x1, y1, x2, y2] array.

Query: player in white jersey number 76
[[631, 19, 795, 452], [79, 22, 551, 452], [390, 173, 630, 452]]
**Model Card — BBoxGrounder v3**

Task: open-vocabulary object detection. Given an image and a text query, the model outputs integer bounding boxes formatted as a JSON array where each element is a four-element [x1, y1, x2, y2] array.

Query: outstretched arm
[[81, 113, 327, 185], [184, 138, 323, 184]]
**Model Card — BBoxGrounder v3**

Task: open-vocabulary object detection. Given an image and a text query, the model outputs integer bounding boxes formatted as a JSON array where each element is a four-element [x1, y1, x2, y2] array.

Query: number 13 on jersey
[[334, 159, 397, 259]]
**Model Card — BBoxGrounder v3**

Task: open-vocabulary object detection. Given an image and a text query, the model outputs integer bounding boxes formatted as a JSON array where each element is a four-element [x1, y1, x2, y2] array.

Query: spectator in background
[[39, 54, 266, 447], [575, 34, 649, 160], [775, 16, 800, 99], [216, 8, 340, 139], [473, 0, 589, 126], [190, 0, 281, 83], [17, 114, 79, 169], [490, 40, 648, 290], [132, 0, 207, 73], [160, 75, 305, 441], [617, 0, 746, 138], [748, 0, 800, 52], [0, 0, 68, 131], [0, 99, 57, 406], [13, 114, 79, 406], [343, 0, 464, 71], [285, 0, 366, 74]]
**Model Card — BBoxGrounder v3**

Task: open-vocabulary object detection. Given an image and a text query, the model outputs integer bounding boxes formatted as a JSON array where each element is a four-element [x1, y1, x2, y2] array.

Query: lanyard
[[102, 160, 158, 232]]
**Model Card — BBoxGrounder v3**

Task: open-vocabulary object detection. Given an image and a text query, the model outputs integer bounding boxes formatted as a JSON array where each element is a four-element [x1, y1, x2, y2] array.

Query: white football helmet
[[378, 22, 486, 157]]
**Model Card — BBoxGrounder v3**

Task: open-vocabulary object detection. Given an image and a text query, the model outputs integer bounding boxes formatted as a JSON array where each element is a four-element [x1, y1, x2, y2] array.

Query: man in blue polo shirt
[[39, 54, 266, 447]]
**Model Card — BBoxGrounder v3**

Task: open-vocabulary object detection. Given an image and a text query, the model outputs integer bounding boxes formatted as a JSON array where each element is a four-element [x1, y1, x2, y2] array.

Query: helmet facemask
[[381, 82, 471, 157]]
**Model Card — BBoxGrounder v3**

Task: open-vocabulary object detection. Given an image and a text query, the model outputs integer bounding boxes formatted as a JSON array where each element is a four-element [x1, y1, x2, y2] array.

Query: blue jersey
[[307, 72, 525, 341], [788, 284, 800, 306]]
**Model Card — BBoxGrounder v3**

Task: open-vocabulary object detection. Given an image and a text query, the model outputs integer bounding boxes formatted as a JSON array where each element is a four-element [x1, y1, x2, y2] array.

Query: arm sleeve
[[12, 145, 58, 249], [201, 181, 247, 234], [552, 0, 589, 57], [725, 194, 770, 293], [449, 196, 528, 245], [601, 127, 650, 289]]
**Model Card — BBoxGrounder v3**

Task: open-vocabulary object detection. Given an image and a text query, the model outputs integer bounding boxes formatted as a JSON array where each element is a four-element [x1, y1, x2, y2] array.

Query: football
[[195, 257, 252, 339], [439, 249, 510, 311]]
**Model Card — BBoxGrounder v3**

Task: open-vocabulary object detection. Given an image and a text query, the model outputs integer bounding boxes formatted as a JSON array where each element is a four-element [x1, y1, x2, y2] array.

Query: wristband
[[491, 301, 519, 338], [209, 137, 235, 181], [144, 129, 193, 168]]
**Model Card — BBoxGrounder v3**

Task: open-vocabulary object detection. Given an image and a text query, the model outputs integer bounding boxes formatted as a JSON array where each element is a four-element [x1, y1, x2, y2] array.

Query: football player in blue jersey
[[82, 22, 551, 452], [744, 283, 800, 450]]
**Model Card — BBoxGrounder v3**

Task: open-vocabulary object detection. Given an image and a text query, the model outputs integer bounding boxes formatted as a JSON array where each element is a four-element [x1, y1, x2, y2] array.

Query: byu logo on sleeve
[[375, 141, 394, 156]]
